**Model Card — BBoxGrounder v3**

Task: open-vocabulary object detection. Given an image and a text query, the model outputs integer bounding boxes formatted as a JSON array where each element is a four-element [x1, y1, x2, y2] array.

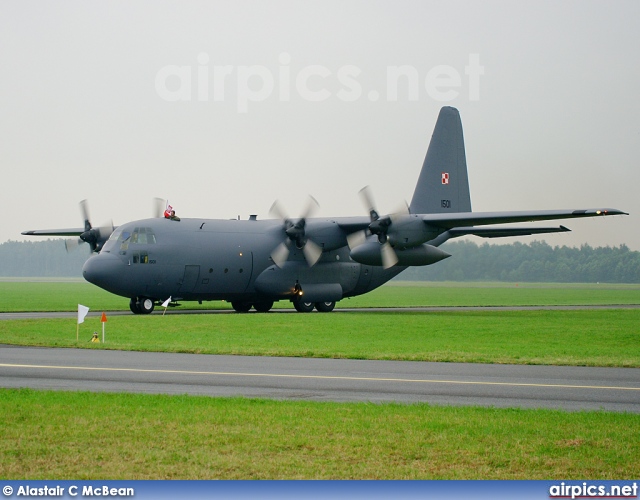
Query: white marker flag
[[161, 296, 172, 316], [77, 304, 90, 324]]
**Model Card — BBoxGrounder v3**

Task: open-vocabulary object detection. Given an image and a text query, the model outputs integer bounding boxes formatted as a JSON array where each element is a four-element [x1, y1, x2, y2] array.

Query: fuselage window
[[132, 251, 148, 264]]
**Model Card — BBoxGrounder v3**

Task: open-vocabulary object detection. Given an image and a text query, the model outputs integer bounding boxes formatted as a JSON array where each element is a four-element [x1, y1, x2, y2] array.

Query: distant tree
[[2, 238, 640, 283], [398, 240, 640, 283], [0, 240, 88, 277]]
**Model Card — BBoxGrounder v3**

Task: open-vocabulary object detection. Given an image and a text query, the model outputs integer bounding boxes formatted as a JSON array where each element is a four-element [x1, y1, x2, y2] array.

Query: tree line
[[0, 240, 88, 277], [401, 240, 640, 283], [2, 238, 639, 283]]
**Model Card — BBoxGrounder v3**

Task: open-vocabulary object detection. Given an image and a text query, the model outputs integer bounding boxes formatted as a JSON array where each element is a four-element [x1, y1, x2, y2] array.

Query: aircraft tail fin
[[409, 106, 472, 214]]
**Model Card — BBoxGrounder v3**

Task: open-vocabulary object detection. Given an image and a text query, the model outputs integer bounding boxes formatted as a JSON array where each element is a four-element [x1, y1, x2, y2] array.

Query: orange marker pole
[[101, 312, 108, 343]]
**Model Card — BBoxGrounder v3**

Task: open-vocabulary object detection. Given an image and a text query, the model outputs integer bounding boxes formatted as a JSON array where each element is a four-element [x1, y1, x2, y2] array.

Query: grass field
[[1, 280, 639, 479], [1, 389, 638, 479], [1, 279, 639, 312], [1, 309, 639, 367]]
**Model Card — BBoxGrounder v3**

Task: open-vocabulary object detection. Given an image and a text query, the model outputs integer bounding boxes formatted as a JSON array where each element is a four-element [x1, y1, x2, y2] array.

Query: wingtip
[[598, 209, 629, 216]]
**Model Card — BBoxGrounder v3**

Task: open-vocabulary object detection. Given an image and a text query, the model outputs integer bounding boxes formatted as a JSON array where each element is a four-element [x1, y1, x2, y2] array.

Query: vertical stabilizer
[[409, 107, 472, 214]]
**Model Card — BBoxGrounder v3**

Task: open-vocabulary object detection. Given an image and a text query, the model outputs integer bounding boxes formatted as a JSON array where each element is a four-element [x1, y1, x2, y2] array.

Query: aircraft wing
[[21, 228, 85, 236], [335, 217, 371, 233], [447, 225, 571, 238], [422, 208, 628, 229]]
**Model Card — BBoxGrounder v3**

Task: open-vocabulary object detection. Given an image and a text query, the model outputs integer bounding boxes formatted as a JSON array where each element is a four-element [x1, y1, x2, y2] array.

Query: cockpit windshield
[[102, 227, 156, 253]]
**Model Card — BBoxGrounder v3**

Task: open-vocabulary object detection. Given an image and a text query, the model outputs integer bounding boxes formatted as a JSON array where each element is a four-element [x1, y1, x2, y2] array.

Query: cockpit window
[[119, 231, 131, 251], [101, 226, 156, 253], [101, 227, 124, 253], [130, 227, 156, 245]]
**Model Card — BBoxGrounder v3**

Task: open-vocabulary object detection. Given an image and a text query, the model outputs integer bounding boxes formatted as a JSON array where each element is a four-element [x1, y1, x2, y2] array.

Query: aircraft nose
[[82, 253, 123, 290]]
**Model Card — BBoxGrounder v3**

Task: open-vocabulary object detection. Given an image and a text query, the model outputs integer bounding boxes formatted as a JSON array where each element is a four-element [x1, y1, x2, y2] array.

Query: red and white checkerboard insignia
[[441, 172, 449, 185]]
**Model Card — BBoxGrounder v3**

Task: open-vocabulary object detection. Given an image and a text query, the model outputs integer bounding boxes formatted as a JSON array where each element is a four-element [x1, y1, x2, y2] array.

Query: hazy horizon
[[2, 1, 637, 250]]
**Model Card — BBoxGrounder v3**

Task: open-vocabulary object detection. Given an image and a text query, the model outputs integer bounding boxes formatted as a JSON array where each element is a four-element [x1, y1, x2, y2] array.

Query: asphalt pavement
[[1, 345, 638, 412]]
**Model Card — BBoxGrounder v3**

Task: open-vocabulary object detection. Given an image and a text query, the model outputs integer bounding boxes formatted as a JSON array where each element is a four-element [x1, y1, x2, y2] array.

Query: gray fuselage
[[82, 216, 403, 304]]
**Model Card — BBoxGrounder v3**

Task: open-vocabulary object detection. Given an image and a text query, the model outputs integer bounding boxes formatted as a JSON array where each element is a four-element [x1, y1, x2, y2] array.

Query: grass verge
[[1, 389, 638, 479], [1, 309, 638, 367], [1, 281, 639, 312]]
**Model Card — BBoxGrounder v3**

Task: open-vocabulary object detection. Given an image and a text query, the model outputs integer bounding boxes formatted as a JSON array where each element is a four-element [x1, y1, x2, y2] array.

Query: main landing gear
[[231, 300, 275, 313], [230, 299, 336, 313], [129, 297, 155, 314], [293, 299, 336, 313]]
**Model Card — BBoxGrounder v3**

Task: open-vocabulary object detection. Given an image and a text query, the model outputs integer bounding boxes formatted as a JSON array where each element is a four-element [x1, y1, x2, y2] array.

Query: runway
[[1, 345, 638, 412]]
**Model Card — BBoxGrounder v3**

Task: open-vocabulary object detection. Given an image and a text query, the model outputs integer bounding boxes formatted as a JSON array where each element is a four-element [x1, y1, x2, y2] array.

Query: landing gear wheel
[[231, 301, 252, 313], [253, 301, 274, 313], [315, 301, 335, 312], [138, 297, 155, 314], [129, 298, 141, 314], [293, 299, 315, 313]]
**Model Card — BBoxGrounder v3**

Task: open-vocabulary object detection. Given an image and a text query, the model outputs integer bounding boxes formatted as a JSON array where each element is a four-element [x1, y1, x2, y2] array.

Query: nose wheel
[[129, 297, 155, 314]]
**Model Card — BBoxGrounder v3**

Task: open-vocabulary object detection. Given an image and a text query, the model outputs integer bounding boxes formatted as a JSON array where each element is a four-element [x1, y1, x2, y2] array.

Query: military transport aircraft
[[23, 107, 627, 314]]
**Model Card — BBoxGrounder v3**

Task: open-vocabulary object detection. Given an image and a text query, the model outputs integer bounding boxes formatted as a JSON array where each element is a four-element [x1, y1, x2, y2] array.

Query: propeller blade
[[300, 195, 320, 220], [346, 230, 367, 250], [96, 220, 115, 248], [79, 199, 91, 231], [64, 238, 83, 253], [381, 241, 399, 269], [358, 186, 379, 220], [302, 239, 323, 267], [153, 198, 166, 218], [270, 195, 322, 266], [390, 200, 410, 220], [269, 200, 289, 221], [271, 241, 290, 268]]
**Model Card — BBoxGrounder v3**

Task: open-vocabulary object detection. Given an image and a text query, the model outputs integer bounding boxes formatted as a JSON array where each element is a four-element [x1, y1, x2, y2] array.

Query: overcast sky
[[1, 0, 638, 251]]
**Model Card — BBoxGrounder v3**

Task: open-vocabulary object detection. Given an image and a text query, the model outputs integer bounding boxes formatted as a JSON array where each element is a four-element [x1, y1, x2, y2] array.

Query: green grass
[[1, 280, 639, 312], [1, 309, 638, 367], [1, 389, 638, 479], [346, 281, 640, 307], [2, 281, 639, 480]]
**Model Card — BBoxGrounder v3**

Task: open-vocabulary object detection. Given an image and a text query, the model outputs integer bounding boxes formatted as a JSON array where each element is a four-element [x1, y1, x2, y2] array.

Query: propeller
[[65, 200, 114, 253], [153, 198, 167, 218], [348, 186, 402, 269], [270, 196, 323, 267]]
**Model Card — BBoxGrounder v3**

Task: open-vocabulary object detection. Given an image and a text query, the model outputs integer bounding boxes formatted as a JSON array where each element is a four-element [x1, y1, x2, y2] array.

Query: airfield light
[[596, 210, 602, 215]]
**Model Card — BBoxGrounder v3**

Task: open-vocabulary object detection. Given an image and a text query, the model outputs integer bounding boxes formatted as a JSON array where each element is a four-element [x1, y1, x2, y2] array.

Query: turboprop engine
[[350, 242, 451, 267]]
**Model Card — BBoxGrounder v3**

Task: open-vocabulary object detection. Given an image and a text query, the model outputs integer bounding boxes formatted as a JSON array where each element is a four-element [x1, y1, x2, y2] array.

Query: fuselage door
[[179, 265, 201, 294]]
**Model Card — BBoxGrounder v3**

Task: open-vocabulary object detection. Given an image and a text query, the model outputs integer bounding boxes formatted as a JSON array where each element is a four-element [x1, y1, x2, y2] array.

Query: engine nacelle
[[350, 242, 451, 267]]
